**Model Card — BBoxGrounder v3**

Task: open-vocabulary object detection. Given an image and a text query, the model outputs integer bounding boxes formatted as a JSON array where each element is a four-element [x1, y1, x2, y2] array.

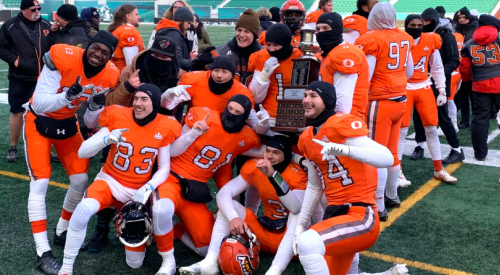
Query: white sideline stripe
[[0, 93, 7, 104], [404, 129, 500, 167]]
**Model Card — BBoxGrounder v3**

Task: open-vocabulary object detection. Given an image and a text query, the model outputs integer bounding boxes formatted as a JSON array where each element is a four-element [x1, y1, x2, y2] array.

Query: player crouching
[[180, 135, 307, 275], [58, 84, 182, 275], [294, 81, 394, 275]]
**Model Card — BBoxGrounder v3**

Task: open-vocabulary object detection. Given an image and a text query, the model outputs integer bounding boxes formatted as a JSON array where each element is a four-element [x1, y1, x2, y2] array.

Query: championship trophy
[[272, 25, 321, 132]]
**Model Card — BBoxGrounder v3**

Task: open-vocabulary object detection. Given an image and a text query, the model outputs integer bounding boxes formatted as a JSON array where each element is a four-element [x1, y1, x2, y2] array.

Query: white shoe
[[452, 122, 459, 132], [179, 262, 201, 275], [406, 132, 415, 140], [398, 172, 412, 188], [437, 127, 445, 136], [265, 265, 283, 275], [434, 169, 457, 184], [179, 259, 219, 275], [156, 251, 176, 275], [387, 263, 410, 275]]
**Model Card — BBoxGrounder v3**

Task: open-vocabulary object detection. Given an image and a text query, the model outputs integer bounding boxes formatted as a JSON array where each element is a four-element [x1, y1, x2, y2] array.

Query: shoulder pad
[[43, 51, 57, 71]]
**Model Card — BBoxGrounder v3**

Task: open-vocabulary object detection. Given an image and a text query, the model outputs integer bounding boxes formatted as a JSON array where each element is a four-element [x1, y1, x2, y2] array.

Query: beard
[[31, 13, 40, 20], [179, 23, 187, 34]]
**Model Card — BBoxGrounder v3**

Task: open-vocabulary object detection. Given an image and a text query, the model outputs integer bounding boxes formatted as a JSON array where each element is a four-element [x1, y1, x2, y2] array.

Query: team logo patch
[[43, 30, 49, 36], [159, 40, 170, 49], [236, 254, 256, 275], [127, 37, 135, 42], [424, 46, 429, 52], [154, 133, 163, 140], [187, 113, 193, 121], [343, 59, 355, 67], [292, 167, 299, 172], [239, 140, 245, 147], [65, 48, 73, 55]]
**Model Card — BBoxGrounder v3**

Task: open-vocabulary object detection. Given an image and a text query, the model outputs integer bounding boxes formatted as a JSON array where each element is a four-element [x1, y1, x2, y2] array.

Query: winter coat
[[154, 18, 192, 71], [198, 28, 212, 52], [48, 19, 91, 48]]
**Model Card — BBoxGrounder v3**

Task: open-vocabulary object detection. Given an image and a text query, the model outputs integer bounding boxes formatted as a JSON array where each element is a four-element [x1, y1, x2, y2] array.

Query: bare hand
[[128, 69, 142, 88], [14, 58, 18, 67], [256, 148, 275, 177], [229, 217, 248, 236], [192, 113, 210, 133], [51, 22, 60, 32], [189, 51, 198, 60]]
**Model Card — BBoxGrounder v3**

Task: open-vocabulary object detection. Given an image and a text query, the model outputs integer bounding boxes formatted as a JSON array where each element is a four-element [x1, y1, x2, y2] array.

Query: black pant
[[414, 97, 460, 149], [7, 76, 36, 113], [458, 81, 473, 124], [471, 91, 500, 159]]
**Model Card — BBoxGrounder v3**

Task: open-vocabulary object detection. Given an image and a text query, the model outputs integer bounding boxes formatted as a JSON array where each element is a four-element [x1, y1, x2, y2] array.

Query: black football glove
[[191, 46, 215, 71], [66, 76, 83, 101], [88, 89, 108, 111]]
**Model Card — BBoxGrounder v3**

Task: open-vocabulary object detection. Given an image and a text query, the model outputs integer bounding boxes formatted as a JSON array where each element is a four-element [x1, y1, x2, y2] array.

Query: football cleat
[[442, 149, 465, 165], [434, 169, 457, 184], [179, 259, 220, 275], [219, 228, 260, 275], [385, 194, 401, 208], [81, 224, 110, 252], [53, 229, 67, 246], [398, 172, 412, 188], [36, 251, 61, 275], [378, 209, 388, 222], [409, 146, 424, 160], [179, 262, 201, 275], [387, 263, 410, 275]]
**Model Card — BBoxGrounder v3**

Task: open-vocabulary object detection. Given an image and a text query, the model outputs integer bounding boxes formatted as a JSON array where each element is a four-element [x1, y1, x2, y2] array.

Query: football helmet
[[218, 228, 260, 275], [115, 200, 153, 247], [280, 0, 306, 32]]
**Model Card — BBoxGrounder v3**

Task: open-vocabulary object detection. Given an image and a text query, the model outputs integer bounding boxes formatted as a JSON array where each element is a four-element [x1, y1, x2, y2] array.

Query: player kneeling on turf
[[293, 81, 394, 275], [58, 84, 182, 275], [180, 135, 307, 275]]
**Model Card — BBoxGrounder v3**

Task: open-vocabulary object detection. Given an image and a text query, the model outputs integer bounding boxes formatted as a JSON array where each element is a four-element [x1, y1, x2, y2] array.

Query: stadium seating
[[224, 0, 317, 11], [187, 0, 223, 8], [3, 0, 21, 8], [393, 0, 498, 14]]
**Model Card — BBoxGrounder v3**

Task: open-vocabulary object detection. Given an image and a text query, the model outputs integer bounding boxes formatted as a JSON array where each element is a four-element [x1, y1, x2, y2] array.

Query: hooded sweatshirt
[[460, 21, 500, 93], [150, 18, 192, 71]]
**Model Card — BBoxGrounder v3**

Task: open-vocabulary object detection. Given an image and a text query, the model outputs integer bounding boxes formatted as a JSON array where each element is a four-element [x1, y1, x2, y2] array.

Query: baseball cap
[[149, 36, 177, 57]]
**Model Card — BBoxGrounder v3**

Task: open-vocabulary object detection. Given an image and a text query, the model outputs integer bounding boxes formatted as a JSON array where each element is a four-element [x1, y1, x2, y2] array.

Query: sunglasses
[[29, 7, 41, 12]]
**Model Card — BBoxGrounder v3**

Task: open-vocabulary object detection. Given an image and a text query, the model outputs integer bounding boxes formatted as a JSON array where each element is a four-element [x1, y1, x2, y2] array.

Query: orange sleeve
[[178, 71, 202, 97], [247, 51, 260, 72], [98, 105, 118, 128], [285, 163, 307, 190], [332, 114, 369, 139], [354, 34, 378, 57], [258, 32, 266, 46], [297, 130, 311, 159], [117, 27, 142, 48], [50, 44, 80, 71], [434, 33, 443, 51], [331, 50, 364, 75], [161, 117, 182, 147], [184, 107, 212, 128], [240, 159, 258, 184]]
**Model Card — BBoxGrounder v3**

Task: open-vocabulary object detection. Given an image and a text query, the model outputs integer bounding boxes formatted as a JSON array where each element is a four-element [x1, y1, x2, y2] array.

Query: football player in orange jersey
[[161, 56, 271, 134], [316, 12, 370, 119], [396, 15, 457, 196], [58, 84, 182, 275], [304, 0, 332, 29], [342, 0, 379, 44], [249, 23, 303, 123], [25, 31, 119, 274], [259, 0, 305, 47], [151, 95, 265, 275], [354, 2, 414, 222], [108, 4, 145, 71], [292, 81, 394, 275]]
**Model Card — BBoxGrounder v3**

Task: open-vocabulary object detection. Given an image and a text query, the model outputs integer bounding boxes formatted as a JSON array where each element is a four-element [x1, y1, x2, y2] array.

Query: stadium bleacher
[[393, 0, 498, 14], [187, 0, 222, 8], [333, 0, 388, 13], [224, 0, 316, 11], [3, 0, 21, 8]]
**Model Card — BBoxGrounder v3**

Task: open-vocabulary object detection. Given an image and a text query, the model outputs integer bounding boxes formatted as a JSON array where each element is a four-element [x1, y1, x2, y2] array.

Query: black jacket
[[0, 13, 51, 81], [259, 16, 273, 33], [157, 26, 192, 71], [455, 20, 478, 42], [48, 19, 91, 48]]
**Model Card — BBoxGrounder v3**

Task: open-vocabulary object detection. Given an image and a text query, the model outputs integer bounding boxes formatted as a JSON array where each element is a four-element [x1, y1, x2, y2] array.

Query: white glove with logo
[[260, 57, 279, 82], [313, 139, 350, 160], [293, 225, 305, 256], [103, 128, 128, 146], [436, 89, 447, 106], [132, 183, 154, 204], [256, 104, 270, 128], [164, 85, 191, 99]]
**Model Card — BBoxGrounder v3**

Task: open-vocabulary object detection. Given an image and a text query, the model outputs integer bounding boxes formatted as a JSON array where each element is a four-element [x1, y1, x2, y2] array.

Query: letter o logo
[[351, 121, 362, 129]]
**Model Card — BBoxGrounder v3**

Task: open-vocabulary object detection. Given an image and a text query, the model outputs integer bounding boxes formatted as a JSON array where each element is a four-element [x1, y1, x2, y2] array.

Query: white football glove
[[132, 183, 154, 204], [103, 128, 128, 146], [293, 225, 305, 256], [256, 104, 270, 128], [164, 85, 191, 99], [436, 89, 447, 106], [313, 139, 350, 160], [260, 57, 279, 82]]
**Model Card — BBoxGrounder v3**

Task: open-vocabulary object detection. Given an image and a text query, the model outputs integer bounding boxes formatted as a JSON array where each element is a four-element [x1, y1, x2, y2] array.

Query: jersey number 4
[[193, 145, 233, 172], [387, 40, 411, 70], [312, 157, 354, 187], [113, 142, 159, 174]]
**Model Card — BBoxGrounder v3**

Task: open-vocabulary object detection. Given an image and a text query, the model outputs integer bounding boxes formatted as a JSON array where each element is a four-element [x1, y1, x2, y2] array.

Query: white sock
[[207, 210, 231, 255], [34, 231, 51, 257], [29, 179, 50, 257], [453, 147, 461, 152], [158, 250, 176, 275], [347, 253, 360, 274], [448, 100, 457, 123], [398, 127, 409, 161], [386, 165, 400, 199], [417, 142, 425, 148], [56, 218, 69, 236], [424, 126, 441, 160], [126, 250, 145, 269], [181, 232, 208, 257], [270, 213, 299, 273], [376, 168, 387, 212], [203, 250, 219, 264]]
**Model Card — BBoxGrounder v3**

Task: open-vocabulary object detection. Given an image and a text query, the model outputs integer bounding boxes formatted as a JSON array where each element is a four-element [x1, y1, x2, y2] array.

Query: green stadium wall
[[218, 7, 246, 19], [157, 5, 211, 18]]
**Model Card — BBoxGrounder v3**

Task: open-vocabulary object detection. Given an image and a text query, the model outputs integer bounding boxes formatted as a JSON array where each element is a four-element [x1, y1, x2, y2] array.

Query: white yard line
[[0, 93, 8, 104]]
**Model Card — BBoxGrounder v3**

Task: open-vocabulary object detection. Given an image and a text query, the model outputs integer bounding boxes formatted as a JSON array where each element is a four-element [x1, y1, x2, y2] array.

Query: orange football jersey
[[259, 31, 301, 48], [100, 105, 182, 189], [111, 25, 145, 71], [319, 42, 370, 117], [355, 29, 414, 100], [453, 32, 465, 73], [240, 159, 307, 220], [343, 15, 368, 36], [248, 48, 303, 117], [298, 113, 377, 206], [170, 107, 260, 183], [178, 71, 255, 112], [408, 33, 442, 83], [305, 10, 324, 24], [30, 44, 120, 120]]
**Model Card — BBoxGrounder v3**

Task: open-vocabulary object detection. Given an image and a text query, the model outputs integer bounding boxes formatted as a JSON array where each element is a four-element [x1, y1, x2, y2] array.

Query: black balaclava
[[266, 23, 294, 61], [139, 52, 179, 92], [316, 12, 344, 57], [405, 14, 424, 39], [83, 30, 118, 79], [221, 94, 252, 133], [353, 0, 370, 18], [478, 14, 500, 31], [133, 83, 161, 127], [435, 6, 446, 18], [266, 135, 292, 173], [305, 81, 336, 128], [421, 8, 439, 33], [209, 56, 235, 95], [146, 52, 174, 77]]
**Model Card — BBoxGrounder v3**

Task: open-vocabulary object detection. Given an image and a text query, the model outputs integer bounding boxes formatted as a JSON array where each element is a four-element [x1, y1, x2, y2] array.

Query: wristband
[[102, 136, 108, 146], [146, 183, 155, 191], [268, 171, 290, 196]]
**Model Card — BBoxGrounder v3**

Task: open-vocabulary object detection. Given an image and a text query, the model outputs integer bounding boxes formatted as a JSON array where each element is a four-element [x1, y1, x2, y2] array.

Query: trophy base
[[271, 99, 307, 133]]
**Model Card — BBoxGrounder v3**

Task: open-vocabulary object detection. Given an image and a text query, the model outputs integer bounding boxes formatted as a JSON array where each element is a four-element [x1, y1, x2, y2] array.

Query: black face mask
[[209, 77, 234, 95], [221, 109, 247, 133], [316, 30, 343, 57], [148, 56, 173, 77], [406, 27, 423, 39], [423, 22, 436, 33], [268, 44, 294, 61]]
